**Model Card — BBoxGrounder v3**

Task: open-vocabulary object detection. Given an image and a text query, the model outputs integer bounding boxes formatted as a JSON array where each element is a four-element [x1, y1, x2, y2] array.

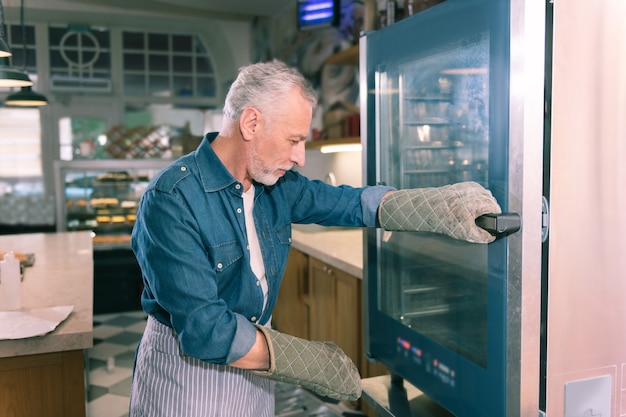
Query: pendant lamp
[[5, 85, 47, 106], [0, 56, 32, 87], [0, 38, 10, 58], [0, 0, 11, 57], [4, 0, 47, 105]]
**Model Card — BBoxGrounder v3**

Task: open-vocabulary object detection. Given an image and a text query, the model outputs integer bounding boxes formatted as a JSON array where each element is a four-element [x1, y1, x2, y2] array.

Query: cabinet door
[[309, 257, 361, 369], [273, 248, 309, 340], [0, 350, 86, 417]]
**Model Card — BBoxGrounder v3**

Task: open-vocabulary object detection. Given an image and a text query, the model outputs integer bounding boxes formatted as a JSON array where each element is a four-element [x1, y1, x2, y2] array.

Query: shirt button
[[236, 208, 242, 214], [217, 262, 223, 269], [235, 184, 241, 190], [246, 245, 250, 251], [251, 316, 257, 322], [256, 280, 260, 286], [180, 166, 187, 172]]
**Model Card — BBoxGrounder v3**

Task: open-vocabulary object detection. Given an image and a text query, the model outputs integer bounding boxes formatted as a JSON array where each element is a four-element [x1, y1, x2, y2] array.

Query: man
[[129, 60, 499, 417]]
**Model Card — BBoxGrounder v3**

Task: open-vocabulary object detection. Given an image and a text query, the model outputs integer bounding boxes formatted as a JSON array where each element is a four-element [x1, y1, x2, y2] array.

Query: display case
[[54, 159, 171, 248]]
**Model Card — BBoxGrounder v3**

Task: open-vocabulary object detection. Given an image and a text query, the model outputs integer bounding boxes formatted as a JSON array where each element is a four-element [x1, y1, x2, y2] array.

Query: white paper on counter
[[0, 305, 74, 340]]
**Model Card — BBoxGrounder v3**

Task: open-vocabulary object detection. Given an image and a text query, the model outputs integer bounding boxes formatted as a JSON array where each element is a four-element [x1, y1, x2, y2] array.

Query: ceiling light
[[0, 38, 10, 58], [320, 143, 362, 153], [5, 86, 48, 106], [2, 0, 47, 104], [0, 0, 11, 57], [0, 58, 33, 87]]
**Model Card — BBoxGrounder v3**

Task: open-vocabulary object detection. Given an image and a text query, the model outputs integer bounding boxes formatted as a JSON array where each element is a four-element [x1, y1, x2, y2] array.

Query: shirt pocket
[[209, 240, 244, 273], [275, 223, 292, 247]]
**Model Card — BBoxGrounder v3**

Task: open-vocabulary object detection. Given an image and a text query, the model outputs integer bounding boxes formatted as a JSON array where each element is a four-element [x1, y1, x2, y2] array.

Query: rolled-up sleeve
[[283, 171, 395, 227], [360, 186, 396, 227]]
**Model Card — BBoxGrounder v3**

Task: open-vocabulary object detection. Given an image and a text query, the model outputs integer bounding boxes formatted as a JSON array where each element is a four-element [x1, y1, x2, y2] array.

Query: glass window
[[124, 53, 145, 71], [148, 33, 169, 51], [0, 109, 53, 227], [197, 77, 216, 97], [91, 29, 110, 48], [172, 35, 192, 52], [0, 26, 42, 202], [122, 30, 216, 98], [123, 32, 145, 50], [148, 54, 170, 72], [195, 56, 213, 73], [3, 24, 37, 73], [0, 20, 221, 229], [93, 50, 111, 70], [173, 76, 193, 96], [173, 56, 192, 72], [149, 75, 170, 96], [49, 50, 66, 68], [48, 25, 111, 81], [124, 74, 146, 95], [0, 109, 42, 179]]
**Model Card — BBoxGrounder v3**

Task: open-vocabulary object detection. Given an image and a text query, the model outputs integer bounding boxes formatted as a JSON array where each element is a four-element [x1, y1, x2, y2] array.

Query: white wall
[[297, 150, 363, 187], [546, 1, 626, 416]]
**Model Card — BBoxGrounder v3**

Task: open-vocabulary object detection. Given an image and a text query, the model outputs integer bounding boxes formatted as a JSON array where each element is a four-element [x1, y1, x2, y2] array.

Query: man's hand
[[229, 328, 270, 370], [378, 181, 501, 243], [251, 325, 361, 401]]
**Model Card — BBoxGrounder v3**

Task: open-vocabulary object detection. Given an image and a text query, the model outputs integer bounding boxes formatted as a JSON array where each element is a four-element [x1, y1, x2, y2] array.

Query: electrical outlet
[[564, 375, 612, 417]]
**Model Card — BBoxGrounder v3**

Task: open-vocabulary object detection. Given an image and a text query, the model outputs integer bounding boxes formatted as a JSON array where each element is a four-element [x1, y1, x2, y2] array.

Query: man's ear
[[240, 107, 262, 141]]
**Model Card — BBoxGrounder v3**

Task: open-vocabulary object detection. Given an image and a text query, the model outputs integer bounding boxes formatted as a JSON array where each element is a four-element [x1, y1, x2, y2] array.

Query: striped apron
[[129, 315, 275, 417]]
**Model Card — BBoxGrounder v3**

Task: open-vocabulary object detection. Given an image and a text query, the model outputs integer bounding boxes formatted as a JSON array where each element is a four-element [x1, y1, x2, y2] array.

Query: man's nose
[[291, 141, 306, 167]]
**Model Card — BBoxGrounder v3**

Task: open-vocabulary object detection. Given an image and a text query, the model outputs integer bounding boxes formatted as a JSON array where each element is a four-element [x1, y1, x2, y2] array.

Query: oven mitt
[[252, 324, 361, 401], [379, 181, 501, 243]]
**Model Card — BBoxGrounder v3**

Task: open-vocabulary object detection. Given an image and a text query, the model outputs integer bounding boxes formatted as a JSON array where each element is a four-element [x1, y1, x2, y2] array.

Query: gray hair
[[222, 60, 318, 123]]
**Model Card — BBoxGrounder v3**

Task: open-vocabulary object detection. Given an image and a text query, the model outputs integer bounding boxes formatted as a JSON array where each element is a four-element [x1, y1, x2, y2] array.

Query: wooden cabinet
[[0, 350, 86, 417], [274, 247, 388, 415], [304, 136, 361, 150], [273, 248, 309, 340], [325, 44, 359, 66], [274, 248, 388, 380], [308, 257, 362, 368]]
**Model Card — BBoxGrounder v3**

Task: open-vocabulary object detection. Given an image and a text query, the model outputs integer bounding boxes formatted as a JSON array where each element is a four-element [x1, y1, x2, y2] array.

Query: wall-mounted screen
[[297, 0, 340, 31]]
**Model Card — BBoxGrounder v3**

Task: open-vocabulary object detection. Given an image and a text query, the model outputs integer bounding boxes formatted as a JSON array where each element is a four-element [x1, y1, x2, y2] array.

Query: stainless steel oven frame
[[360, 0, 547, 415]]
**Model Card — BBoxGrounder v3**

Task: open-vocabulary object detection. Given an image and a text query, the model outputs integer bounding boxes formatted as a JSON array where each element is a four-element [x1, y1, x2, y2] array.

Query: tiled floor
[[87, 310, 147, 417], [86, 311, 362, 417]]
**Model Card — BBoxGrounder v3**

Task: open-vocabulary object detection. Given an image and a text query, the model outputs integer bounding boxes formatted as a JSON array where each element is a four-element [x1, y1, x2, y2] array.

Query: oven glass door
[[379, 32, 490, 367], [363, 2, 511, 416]]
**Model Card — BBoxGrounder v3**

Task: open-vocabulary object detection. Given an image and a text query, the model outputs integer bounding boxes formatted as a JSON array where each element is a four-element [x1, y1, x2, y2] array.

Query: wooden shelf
[[318, 46, 360, 152], [325, 44, 359, 66], [305, 137, 360, 150]]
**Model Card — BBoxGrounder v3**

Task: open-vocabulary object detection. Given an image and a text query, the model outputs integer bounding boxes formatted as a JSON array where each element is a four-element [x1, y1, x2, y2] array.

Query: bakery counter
[[0, 231, 93, 417], [291, 224, 364, 278], [0, 231, 93, 357]]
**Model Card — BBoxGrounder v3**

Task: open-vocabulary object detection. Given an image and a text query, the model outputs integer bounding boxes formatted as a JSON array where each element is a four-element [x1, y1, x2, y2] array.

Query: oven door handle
[[475, 213, 522, 236]]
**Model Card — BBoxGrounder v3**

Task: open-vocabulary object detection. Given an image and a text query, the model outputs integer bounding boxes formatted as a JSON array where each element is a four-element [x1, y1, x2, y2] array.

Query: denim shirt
[[131, 133, 394, 364]]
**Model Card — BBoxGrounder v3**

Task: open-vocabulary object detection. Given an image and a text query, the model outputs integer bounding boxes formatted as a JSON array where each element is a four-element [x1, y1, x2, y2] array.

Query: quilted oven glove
[[379, 181, 501, 243], [252, 324, 362, 401]]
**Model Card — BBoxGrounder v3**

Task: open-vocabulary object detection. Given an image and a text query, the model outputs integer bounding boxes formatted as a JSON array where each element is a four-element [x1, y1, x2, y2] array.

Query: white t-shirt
[[242, 185, 269, 313]]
